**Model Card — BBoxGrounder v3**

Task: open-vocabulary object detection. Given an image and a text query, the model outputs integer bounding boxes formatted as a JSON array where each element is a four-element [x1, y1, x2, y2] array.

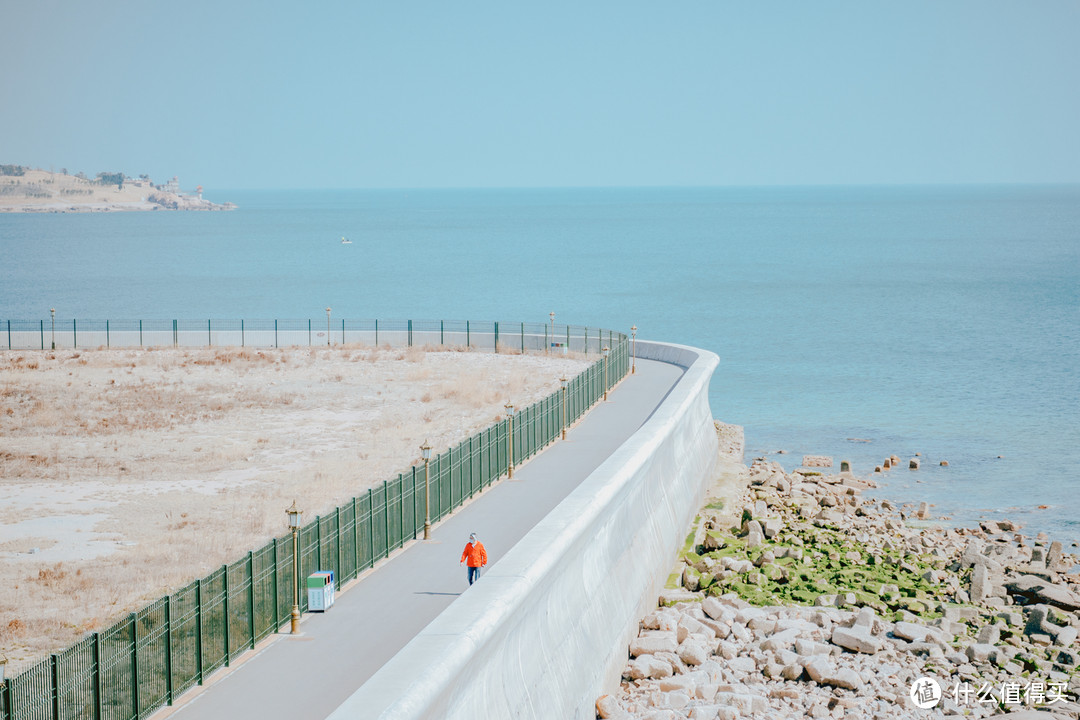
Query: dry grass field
[[0, 345, 589, 671]]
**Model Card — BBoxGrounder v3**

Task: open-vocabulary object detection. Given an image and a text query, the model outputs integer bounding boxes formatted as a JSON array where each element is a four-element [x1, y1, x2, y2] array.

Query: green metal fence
[[0, 322, 630, 720], [0, 317, 624, 355]]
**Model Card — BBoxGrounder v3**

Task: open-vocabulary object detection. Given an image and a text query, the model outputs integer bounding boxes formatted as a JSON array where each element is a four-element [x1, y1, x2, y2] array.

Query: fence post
[[341, 318, 345, 345], [196, 579, 204, 685], [383, 481, 390, 559], [208, 319, 211, 347], [92, 632, 102, 720], [398, 474, 406, 545], [6, 319, 10, 350], [241, 319, 245, 347], [40, 319, 44, 349], [408, 319, 413, 347], [139, 319, 143, 347], [272, 541, 280, 631], [73, 318, 77, 348], [494, 321, 499, 352], [247, 552, 255, 649], [521, 322, 524, 353], [223, 565, 231, 666], [466, 320, 470, 348], [367, 491, 375, 569], [352, 497, 360, 580], [165, 594, 174, 705], [274, 319, 278, 348], [173, 319, 177, 347], [130, 613, 140, 720], [375, 319, 378, 346], [440, 320, 444, 345], [308, 319, 311, 346], [316, 517, 323, 570], [335, 508, 342, 580], [50, 653, 60, 719], [106, 319, 110, 348]]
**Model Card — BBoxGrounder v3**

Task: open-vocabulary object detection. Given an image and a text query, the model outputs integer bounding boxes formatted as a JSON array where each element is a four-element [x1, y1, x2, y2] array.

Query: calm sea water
[[2, 185, 1078, 547]]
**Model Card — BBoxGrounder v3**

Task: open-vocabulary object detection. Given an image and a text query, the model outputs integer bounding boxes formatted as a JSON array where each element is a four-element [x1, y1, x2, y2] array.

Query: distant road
[[155, 357, 686, 720]]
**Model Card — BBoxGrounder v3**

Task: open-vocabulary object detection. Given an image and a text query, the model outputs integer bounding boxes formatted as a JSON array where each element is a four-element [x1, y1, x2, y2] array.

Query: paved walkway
[[157, 358, 686, 720]]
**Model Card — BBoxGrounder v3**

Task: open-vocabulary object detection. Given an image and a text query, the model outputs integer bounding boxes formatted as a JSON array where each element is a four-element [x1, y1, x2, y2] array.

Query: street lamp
[[285, 501, 303, 634], [325, 307, 332, 346], [631, 325, 637, 375], [560, 377, 568, 440], [50, 308, 55, 350], [549, 311, 555, 354], [602, 346, 610, 401], [421, 441, 432, 539], [505, 402, 515, 478]]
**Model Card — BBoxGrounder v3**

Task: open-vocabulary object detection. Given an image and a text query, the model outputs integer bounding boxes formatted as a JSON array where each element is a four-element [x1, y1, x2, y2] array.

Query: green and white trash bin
[[307, 571, 335, 611]]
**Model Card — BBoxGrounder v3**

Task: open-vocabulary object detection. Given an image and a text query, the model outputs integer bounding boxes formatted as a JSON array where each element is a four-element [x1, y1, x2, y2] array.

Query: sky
[[2, 1, 1079, 190]]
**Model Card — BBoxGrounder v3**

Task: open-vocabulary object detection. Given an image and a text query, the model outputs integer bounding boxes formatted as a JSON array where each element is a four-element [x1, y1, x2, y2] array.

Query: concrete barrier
[[328, 341, 719, 719]]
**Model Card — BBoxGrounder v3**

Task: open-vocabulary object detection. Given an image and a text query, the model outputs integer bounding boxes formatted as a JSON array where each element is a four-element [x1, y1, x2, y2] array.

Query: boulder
[[627, 655, 674, 680], [965, 643, 996, 663], [1007, 576, 1080, 611], [970, 563, 989, 602], [831, 625, 882, 654], [596, 695, 630, 720], [678, 641, 709, 666], [801, 656, 834, 683], [824, 667, 863, 690], [630, 634, 678, 657]]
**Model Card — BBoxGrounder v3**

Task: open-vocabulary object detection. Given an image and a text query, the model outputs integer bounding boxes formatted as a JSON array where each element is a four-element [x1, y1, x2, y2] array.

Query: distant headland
[[0, 165, 235, 213]]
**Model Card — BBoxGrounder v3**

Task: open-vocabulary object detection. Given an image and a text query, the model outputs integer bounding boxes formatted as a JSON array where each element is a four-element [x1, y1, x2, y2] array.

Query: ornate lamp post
[[50, 308, 56, 350], [421, 440, 432, 539], [631, 325, 637, 374], [325, 307, 332, 346], [602, 346, 610, 401], [504, 402, 515, 478], [285, 501, 303, 633], [560, 377, 568, 440]]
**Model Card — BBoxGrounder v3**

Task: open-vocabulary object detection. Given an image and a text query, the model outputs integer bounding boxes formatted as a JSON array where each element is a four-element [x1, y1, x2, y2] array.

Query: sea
[[1, 185, 1078, 549]]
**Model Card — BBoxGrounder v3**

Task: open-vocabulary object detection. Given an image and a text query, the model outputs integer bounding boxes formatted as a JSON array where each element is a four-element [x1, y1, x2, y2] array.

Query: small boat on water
[[341, 236, 352, 244]]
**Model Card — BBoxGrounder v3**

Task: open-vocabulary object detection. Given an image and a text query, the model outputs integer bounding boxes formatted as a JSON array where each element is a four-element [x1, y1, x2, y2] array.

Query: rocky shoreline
[[596, 432, 1080, 719]]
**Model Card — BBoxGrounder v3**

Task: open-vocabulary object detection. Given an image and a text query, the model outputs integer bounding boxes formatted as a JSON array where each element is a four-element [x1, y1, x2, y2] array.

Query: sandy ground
[[0, 345, 589, 671], [0, 169, 230, 212]]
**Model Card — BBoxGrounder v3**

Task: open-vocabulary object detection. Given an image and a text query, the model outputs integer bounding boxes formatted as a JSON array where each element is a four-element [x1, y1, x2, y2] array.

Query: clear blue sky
[[2, 1, 1078, 189]]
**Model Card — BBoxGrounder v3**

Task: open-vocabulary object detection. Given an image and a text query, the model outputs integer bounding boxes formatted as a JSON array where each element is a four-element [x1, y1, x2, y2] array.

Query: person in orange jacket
[[460, 532, 487, 585]]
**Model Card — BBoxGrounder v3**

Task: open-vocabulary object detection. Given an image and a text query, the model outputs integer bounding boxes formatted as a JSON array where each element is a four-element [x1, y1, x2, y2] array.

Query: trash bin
[[550, 342, 568, 355], [307, 571, 335, 611]]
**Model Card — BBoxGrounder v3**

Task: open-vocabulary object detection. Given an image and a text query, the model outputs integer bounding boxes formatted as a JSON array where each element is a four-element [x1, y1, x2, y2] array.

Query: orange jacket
[[461, 541, 487, 567]]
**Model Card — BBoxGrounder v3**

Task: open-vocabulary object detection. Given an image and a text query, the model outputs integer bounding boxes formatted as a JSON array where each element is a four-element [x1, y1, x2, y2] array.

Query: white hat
[[469, 533, 477, 541]]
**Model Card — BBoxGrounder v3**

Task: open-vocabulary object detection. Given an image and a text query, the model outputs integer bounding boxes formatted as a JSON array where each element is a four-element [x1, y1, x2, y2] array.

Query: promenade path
[[157, 357, 686, 720]]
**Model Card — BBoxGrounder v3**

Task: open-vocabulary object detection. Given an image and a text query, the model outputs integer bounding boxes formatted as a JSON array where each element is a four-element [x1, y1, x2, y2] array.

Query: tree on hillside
[[0, 164, 27, 177], [96, 171, 125, 189]]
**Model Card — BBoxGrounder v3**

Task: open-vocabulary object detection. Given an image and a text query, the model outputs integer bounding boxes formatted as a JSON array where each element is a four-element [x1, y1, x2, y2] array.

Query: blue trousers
[[467, 566, 481, 585]]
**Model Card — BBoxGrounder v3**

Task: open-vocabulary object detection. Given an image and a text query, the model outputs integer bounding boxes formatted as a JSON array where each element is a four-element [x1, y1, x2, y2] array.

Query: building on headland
[[159, 176, 180, 194]]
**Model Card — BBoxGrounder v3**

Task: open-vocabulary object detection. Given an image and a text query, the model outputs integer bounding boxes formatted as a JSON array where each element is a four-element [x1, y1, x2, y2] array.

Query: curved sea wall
[[328, 341, 719, 719]]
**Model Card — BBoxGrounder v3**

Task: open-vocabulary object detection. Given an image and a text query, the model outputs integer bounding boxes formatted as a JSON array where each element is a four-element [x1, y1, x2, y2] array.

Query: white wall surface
[[327, 341, 719, 719]]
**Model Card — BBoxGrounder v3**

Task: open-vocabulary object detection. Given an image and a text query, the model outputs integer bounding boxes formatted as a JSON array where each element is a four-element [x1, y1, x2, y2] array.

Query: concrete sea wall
[[328, 341, 719, 719]]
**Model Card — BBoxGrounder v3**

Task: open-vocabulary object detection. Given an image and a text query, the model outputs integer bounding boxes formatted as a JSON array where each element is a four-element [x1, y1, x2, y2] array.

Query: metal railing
[[0, 319, 630, 720], [0, 317, 622, 355]]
